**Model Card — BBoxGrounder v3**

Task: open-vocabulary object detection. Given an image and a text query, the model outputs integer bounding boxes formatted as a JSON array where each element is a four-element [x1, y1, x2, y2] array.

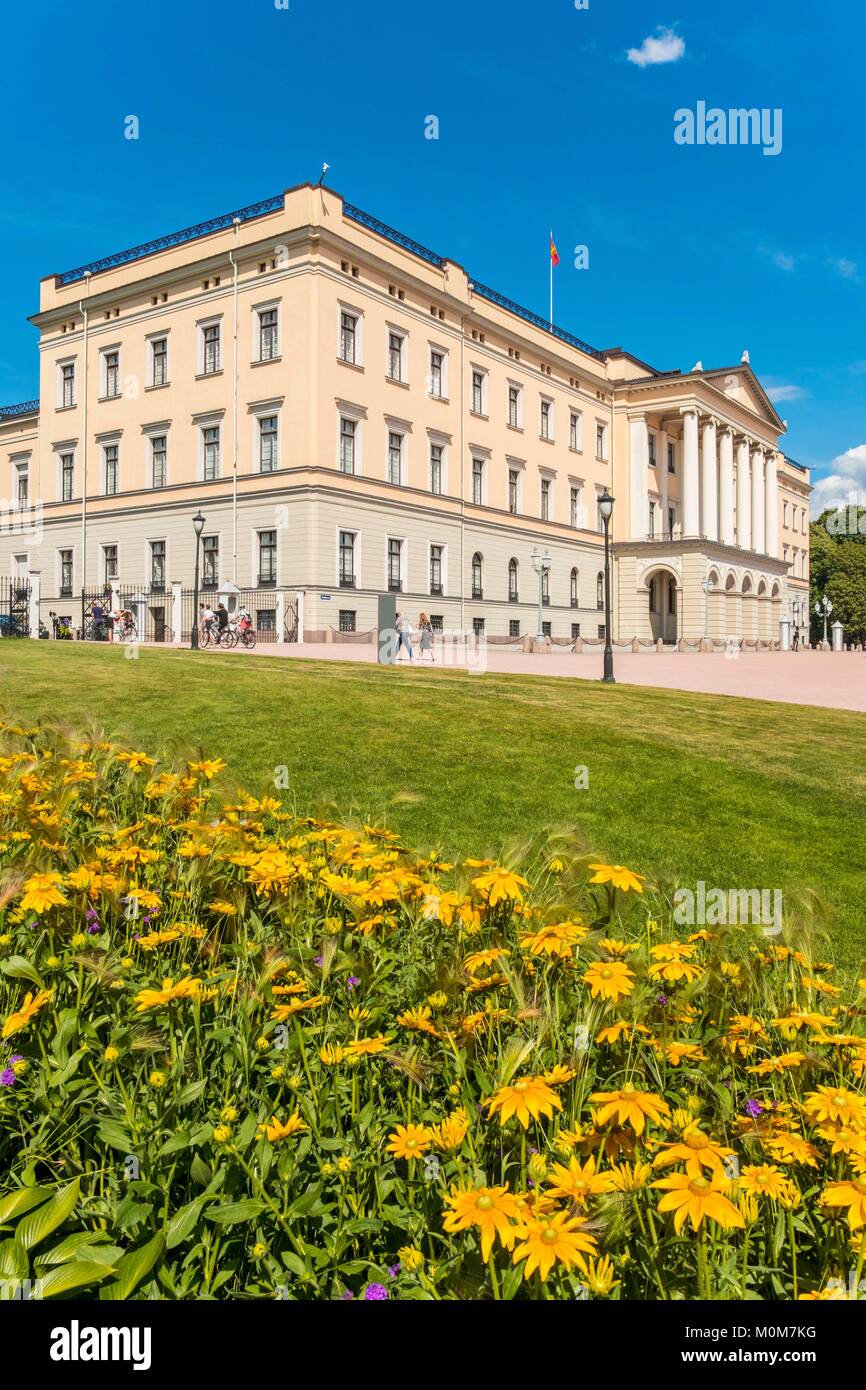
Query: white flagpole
[[549, 229, 553, 327]]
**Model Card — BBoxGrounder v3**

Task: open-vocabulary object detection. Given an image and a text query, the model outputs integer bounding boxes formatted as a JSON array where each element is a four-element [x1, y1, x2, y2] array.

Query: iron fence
[[0, 578, 30, 637]]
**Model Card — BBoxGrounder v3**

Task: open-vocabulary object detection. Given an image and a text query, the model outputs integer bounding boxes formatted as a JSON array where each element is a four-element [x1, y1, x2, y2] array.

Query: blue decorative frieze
[[343, 204, 447, 268], [56, 194, 286, 286], [468, 281, 604, 360]]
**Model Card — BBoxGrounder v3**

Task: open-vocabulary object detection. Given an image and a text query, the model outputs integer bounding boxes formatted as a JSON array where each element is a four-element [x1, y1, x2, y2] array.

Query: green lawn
[[2, 640, 864, 970]]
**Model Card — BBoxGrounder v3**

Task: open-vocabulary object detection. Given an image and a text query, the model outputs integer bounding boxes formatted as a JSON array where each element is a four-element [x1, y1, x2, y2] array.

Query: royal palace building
[[0, 181, 811, 643]]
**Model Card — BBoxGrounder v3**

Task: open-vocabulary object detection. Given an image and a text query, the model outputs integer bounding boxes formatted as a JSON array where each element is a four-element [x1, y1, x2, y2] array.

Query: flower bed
[[0, 721, 864, 1300]]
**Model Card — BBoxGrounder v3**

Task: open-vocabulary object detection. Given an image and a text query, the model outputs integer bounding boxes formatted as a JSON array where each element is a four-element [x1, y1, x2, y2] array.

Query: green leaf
[[0, 955, 43, 987], [99, 1231, 164, 1300], [158, 1129, 192, 1156], [189, 1154, 212, 1187], [0, 1238, 29, 1281], [0, 1186, 52, 1226], [15, 1181, 80, 1251], [40, 1260, 115, 1299], [96, 1119, 134, 1152], [205, 1199, 266, 1226], [165, 1196, 210, 1250]]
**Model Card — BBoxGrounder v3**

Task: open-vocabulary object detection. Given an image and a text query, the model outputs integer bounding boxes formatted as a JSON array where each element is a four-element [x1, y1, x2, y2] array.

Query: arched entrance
[[646, 566, 678, 642]]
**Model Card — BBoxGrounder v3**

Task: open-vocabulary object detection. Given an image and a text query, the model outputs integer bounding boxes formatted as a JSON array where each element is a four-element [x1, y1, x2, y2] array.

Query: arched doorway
[[741, 574, 756, 639], [646, 567, 678, 642]]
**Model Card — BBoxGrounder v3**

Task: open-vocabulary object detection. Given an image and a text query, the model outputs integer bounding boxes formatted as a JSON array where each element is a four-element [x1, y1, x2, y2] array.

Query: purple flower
[[314, 955, 324, 967], [0, 1068, 16, 1087], [744, 1099, 763, 1119], [655, 993, 669, 1007], [340, 1288, 354, 1300], [387, 1262, 400, 1279], [363, 1283, 389, 1301], [86, 924, 100, 935], [347, 976, 361, 990]]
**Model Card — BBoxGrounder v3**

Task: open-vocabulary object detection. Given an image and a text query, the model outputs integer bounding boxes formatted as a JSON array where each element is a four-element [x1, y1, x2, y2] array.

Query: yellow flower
[[739, 1164, 790, 1200], [582, 961, 635, 1002], [442, 1183, 522, 1261], [345, 1035, 390, 1057], [463, 947, 508, 975], [252, 1242, 268, 1258], [519, 921, 589, 960], [580, 1253, 620, 1296], [822, 1175, 866, 1229], [116, 751, 157, 772], [212, 1124, 232, 1143], [221, 1105, 238, 1122], [103, 1046, 120, 1063], [589, 1085, 670, 1136], [186, 758, 227, 780], [546, 1155, 616, 1205], [512, 1211, 597, 1282], [134, 976, 202, 1013], [263, 1112, 309, 1143], [336, 1155, 352, 1174], [804, 1086, 866, 1129], [588, 863, 646, 894], [471, 867, 529, 906], [148, 1071, 166, 1088], [319, 1044, 346, 1065], [2, 988, 53, 1040], [385, 1123, 433, 1161], [396, 1005, 440, 1037], [653, 1173, 746, 1233], [430, 1110, 469, 1151], [397, 1245, 424, 1272], [487, 1075, 562, 1129], [20, 872, 67, 914], [653, 1125, 735, 1177]]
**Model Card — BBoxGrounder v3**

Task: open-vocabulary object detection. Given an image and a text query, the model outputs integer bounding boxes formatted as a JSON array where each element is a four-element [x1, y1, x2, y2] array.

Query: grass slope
[[2, 640, 864, 968]]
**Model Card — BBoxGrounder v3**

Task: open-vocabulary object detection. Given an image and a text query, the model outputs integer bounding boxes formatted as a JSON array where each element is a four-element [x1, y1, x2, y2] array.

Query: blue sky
[[1, 0, 862, 506]]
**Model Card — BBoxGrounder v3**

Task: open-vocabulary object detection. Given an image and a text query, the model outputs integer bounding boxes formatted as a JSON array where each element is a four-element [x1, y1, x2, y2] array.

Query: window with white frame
[[471, 368, 488, 416], [387, 329, 407, 383], [150, 539, 166, 590], [648, 433, 656, 467], [150, 336, 168, 387], [596, 422, 607, 459], [508, 557, 518, 602], [258, 414, 279, 472], [202, 536, 219, 588], [668, 440, 676, 474], [60, 452, 74, 501], [430, 441, 443, 494], [570, 567, 579, 607], [102, 349, 120, 399], [340, 416, 357, 474], [339, 309, 361, 365], [201, 322, 221, 375], [570, 484, 581, 528], [15, 462, 28, 508], [429, 347, 447, 398], [387, 537, 403, 592], [202, 425, 220, 481], [649, 499, 656, 537], [257, 306, 279, 362], [472, 457, 484, 506], [387, 431, 404, 485], [429, 543, 444, 595], [258, 530, 277, 585], [59, 549, 73, 596], [508, 467, 520, 514], [150, 434, 167, 489], [570, 411, 583, 451], [508, 383, 523, 429], [339, 530, 356, 587], [471, 551, 483, 599], [103, 443, 118, 495], [540, 476, 552, 521], [59, 360, 75, 408], [783, 501, 789, 527], [103, 543, 118, 583], [540, 398, 553, 440]]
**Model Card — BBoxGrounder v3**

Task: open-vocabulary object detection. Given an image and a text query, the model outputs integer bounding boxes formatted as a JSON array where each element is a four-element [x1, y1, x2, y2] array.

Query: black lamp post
[[190, 511, 205, 650], [598, 488, 615, 682]]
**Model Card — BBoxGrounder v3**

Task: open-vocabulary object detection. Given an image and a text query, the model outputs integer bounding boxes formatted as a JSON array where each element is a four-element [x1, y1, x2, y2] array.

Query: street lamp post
[[530, 547, 551, 642], [815, 594, 833, 646], [598, 489, 615, 682], [191, 510, 206, 650]]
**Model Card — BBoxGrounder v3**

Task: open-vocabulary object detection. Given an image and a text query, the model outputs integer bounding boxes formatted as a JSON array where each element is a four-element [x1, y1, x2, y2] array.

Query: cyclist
[[201, 602, 215, 644], [216, 602, 229, 638], [238, 606, 252, 634]]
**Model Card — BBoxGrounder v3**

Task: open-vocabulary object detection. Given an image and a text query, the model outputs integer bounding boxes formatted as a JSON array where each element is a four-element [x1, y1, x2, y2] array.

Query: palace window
[[387, 538, 403, 593], [103, 544, 118, 583], [668, 441, 676, 473], [202, 322, 221, 375], [150, 539, 166, 591], [570, 567, 579, 607], [151, 435, 167, 489], [340, 312, 358, 365], [540, 399, 552, 440], [259, 414, 279, 472], [340, 417, 356, 474], [258, 307, 279, 361], [388, 431, 404, 485], [59, 549, 73, 597], [103, 444, 118, 495], [471, 369, 487, 415], [151, 336, 168, 387], [508, 557, 518, 602], [541, 477, 551, 521], [471, 551, 483, 599], [570, 484, 581, 528], [508, 384, 522, 428], [61, 452, 74, 501], [509, 619, 521, 638], [258, 530, 277, 586], [472, 457, 484, 505], [339, 530, 356, 587], [16, 464, 28, 508], [429, 348, 444, 398], [430, 442, 443, 494], [596, 423, 607, 459], [103, 350, 120, 399], [61, 361, 75, 408], [430, 544, 443, 595], [203, 425, 220, 481], [339, 610, 356, 633], [570, 411, 582, 451], [387, 330, 406, 383], [508, 468, 519, 514], [202, 536, 219, 588], [473, 617, 485, 636]]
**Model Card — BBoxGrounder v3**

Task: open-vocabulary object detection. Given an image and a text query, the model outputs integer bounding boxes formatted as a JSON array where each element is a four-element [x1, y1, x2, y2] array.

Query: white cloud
[[828, 256, 858, 280], [627, 27, 685, 67], [810, 445, 866, 516], [772, 251, 796, 272], [766, 384, 807, 403]]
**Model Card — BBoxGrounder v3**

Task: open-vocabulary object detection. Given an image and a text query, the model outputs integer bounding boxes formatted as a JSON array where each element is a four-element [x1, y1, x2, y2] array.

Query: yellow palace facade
[[0, 182, 810, 643]]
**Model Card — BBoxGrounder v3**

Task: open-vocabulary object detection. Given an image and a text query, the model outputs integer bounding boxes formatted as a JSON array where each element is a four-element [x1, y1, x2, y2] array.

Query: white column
[[718, 427, 735, 545], [700, 416, 718, 541], [680, 408, 700, 537], [736, 438, 751, 549], [628, 414, 649, 538], [28, 570, 41, 638], [751, 447, 765, 554], [764, 451, 779, 558], [658, 426, 669, 536]]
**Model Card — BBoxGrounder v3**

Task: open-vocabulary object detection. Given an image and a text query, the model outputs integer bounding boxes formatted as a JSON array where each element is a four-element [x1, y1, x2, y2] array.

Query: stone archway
[[741, 574, 757, 639], [645, 565, 679, 642], [724, 571, 740, 639], [706, 568, 723, 639], [757, 579, 771, 640]]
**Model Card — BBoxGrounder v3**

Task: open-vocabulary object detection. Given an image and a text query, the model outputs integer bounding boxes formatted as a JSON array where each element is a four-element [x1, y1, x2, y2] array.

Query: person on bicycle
[[216, 602, 229, 636], [238, 606, 252, 633], [201, 603, 215, 643]]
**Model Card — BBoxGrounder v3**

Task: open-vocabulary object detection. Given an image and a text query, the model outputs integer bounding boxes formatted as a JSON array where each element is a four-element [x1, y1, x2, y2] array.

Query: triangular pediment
[[700, 366, 784, 431]]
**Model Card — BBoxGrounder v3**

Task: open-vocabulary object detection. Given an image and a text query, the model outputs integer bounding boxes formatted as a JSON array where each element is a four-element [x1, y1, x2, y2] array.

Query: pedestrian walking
[[418, 612, 434, 662], [395, 611, 413, 661]]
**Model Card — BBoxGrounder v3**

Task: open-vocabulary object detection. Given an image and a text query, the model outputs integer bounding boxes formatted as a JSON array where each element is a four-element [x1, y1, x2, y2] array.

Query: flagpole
[[549, 228, 553, 328]]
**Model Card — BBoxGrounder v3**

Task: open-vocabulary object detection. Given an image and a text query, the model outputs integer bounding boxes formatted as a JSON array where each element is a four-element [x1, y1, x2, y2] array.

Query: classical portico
[[615, 361, 800, 642]]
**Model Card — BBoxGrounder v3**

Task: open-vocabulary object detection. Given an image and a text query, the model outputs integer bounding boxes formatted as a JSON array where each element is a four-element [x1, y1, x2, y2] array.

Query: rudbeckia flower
[[803, 1086, 866, 1129], [511, 1211, 597, 1282], [653, 1125, 735, 1177], [263, 1112, 309, 1142], [652, 1173, 746, 1233], [471, 867, 529, 907], [821, 1175, 866, 1230], [2, 987, 53, 1040], [133, 976, 202, 1012], [546, 1155, 615, 1205], [739, 1164, 791, 1200], [19, 872, 67, 914], [442, 1183, 522, 1261], [582, 961, 635, 1003], [589, 1085, 670, 1136], [588, 863, 646, 894], [486, 1075, 562, 1129], [385, 1123, 433, 1161]]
